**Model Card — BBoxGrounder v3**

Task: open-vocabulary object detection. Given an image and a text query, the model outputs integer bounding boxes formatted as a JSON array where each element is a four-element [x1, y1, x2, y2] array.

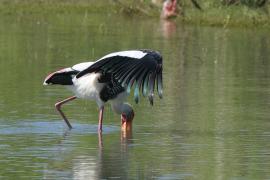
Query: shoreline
[[0, 0, 269, 28]]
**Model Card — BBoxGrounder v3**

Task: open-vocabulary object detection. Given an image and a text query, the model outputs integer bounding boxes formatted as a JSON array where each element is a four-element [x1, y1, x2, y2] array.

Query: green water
[[0, 12, 270, 180]]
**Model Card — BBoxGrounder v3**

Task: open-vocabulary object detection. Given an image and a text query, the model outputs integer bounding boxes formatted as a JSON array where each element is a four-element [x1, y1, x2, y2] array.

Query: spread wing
[[76, 50, 163, 105]]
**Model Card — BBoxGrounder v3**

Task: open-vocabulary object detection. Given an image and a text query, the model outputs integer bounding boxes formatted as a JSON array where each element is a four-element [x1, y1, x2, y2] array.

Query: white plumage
[[43, 50, 163, 131]]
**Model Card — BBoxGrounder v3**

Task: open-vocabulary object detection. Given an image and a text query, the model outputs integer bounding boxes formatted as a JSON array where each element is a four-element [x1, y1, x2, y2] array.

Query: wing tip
[[148, 93, 154, 106]]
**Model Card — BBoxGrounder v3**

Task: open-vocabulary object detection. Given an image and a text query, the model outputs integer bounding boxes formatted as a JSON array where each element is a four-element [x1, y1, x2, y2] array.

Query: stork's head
[[121, 103, 134, 132], [111, 102, 135, 131]]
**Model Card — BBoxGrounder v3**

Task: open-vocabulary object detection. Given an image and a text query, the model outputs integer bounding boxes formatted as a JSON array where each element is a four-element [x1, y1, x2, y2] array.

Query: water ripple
[[0, 121, 118, 135]]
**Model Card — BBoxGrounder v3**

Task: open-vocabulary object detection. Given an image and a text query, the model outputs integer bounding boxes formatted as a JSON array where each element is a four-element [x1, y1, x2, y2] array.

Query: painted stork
[[43, 50, 163, 132], [161, 0, 178, 19]]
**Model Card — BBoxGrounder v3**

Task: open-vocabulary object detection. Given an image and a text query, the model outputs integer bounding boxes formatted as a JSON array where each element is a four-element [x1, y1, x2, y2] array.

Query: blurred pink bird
[[161, 0, 178, 19]]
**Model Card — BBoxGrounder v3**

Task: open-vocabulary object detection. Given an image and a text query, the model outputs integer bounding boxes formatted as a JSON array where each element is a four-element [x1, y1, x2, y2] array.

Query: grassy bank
[[0, 0, 118, 14], [180, 0, 270, 28], [0, 0, 269, 28], [0, 0, 159, 16]]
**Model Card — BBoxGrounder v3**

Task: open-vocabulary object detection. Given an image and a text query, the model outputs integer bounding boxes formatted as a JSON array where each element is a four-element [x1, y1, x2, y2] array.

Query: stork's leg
[[55, 96, 77, 129], [98, 131, 103, 148], [98, 106, 104, 132]]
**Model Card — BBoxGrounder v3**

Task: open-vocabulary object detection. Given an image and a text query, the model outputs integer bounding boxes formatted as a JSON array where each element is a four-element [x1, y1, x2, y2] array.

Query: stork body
[[43, 50, 163, 131]]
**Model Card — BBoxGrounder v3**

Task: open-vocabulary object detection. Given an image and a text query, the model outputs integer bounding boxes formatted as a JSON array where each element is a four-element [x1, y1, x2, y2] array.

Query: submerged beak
[[121, 111, 134, 132], [121, 119, 132, 131]]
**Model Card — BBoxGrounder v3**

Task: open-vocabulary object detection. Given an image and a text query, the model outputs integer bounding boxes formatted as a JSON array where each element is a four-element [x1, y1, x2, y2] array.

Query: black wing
[[76, 50, 163, 105]]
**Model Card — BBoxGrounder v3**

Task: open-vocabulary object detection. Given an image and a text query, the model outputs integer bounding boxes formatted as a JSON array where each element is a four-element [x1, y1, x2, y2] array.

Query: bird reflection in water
[[161, 19, 177, 39], [96, 128, 133, 179], [98, 127, 133, 149]]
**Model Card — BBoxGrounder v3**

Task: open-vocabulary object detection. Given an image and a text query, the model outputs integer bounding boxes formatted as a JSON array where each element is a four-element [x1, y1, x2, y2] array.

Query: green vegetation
[[180, 0, 270, 28], [0, 0, 269, 28], [0, 0, 158, 16], [0, 0, 117, 14]]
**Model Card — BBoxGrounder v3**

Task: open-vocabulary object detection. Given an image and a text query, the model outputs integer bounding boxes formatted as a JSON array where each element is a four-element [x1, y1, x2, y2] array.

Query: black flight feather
[[76, 50, 163, 105]]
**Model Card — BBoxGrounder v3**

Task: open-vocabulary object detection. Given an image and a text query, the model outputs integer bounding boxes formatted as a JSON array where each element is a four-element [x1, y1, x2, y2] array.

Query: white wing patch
[[72, 51, 146, 73], [100, 50, 147, 60], [72, 62, 94, 71]]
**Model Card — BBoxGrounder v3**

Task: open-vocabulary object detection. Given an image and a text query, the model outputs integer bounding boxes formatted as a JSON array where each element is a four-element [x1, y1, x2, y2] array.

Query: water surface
[[0, 12, 270, 179]]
